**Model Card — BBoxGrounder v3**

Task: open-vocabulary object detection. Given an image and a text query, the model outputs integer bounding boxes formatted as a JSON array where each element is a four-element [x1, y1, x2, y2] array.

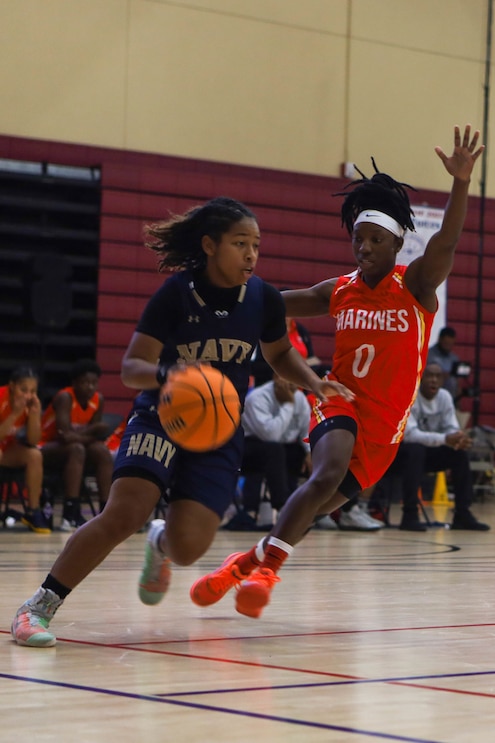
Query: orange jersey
[[0, 385, 28, 451], [287, 319, 309, 359], [40, 386, 101, 445], [105, 420, 126, 453], [311, 265, 434, 477]]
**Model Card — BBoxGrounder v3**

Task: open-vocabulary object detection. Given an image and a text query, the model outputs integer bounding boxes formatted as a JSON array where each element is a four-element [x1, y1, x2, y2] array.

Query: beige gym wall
[[0, 0, 491, 193]]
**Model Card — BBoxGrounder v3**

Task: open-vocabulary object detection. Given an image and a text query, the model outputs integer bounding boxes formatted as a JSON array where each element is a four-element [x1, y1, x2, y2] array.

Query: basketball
[[158, 364, 241, 452]]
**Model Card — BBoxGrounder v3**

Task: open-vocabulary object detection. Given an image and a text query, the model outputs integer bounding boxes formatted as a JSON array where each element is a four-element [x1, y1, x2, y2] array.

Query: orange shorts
[[309, 396, 400, 490]]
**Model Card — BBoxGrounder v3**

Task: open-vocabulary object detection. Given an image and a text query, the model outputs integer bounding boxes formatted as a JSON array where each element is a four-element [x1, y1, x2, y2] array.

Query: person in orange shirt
[[0, 366, 50, 533], [40, 359, 114, 531]]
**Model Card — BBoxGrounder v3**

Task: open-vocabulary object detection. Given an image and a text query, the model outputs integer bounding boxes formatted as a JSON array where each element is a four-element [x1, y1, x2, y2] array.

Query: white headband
[[353, 209, 405, 238]]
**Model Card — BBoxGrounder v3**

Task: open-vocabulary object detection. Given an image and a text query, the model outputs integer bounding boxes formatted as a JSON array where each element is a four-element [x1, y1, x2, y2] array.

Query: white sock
[[267, 535, 294, 556], [153, 521, 167, 555], [255, 537, 266, 563]]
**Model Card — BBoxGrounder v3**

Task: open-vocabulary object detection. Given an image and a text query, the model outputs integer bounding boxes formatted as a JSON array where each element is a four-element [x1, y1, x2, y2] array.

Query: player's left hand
[[311, 379, 355, 403], [434, 124, 485, 182]]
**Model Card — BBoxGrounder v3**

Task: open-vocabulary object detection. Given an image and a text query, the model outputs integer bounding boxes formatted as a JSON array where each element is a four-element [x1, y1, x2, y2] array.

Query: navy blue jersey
[[136, 271, 285, 407], [113, 272, 287, 513]]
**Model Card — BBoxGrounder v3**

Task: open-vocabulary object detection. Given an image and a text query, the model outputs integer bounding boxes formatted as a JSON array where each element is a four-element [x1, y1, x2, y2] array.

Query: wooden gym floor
[[1, 499, 495, 743]]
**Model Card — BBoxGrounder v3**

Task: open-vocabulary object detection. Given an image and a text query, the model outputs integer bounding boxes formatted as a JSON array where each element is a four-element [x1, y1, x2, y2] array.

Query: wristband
[[156, 363, 171, 386]]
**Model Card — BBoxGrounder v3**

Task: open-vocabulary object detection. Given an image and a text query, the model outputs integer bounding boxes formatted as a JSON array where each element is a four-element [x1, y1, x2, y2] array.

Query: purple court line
[[0, 671, 445, 743], [5, 629, 495, 701], [156, 669, 495, 698]]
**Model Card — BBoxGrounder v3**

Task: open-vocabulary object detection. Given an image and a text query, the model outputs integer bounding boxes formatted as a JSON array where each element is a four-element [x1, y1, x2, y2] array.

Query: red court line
[[6, 623, 495, 695], [4, 623, 495, 689], [120, 621, 495, 646], [392, 681, 495, 699], [3, 621, 495, 649], [4, 629, 495, 704]]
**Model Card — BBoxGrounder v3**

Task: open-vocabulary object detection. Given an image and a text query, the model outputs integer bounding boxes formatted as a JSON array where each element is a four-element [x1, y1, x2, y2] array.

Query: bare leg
[[1, 444, 43, 510], [50, 477, 159, 588], [86, 441, 114, 505], [233, 429, 356, 618], [160, 499, 221, 565], [267, 428, 356, 546], [42, 442, 86, 504]]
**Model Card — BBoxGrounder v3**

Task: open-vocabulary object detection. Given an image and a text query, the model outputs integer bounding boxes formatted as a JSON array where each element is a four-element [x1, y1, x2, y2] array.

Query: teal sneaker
[[11, 587, 62, 647], [138, 519, 172, 605]]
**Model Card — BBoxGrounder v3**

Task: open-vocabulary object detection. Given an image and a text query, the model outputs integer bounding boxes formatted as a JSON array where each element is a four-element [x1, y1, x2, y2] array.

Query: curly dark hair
[[71, 358, 102, 381], [336, 158, 416, 235], [145, 196, 257, 272]]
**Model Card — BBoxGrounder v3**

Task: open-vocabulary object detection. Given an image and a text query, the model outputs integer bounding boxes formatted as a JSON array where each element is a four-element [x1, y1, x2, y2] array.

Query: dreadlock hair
[[336, 158, 416, 235], [145, 196, 257, 272]]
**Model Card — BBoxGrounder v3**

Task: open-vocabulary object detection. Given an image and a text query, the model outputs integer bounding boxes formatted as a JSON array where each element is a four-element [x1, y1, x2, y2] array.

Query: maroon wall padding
[[0, 134, 494, 425]]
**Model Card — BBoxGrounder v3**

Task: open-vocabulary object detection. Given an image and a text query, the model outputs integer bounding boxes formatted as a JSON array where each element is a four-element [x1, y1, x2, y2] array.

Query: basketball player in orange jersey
[[11, 196, 352, 647], [191, 124, 485, 618]]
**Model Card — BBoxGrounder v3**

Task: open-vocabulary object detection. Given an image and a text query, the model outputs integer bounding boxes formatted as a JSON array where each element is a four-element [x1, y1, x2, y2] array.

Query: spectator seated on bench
[[237, 374, 312, 526], [40, 359, 114, 532], [0, 366, 51, 534], [369, 363, 490, 532]]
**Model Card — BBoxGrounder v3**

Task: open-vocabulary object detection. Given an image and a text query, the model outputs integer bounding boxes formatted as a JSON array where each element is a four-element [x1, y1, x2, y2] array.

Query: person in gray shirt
[[427, 326, 460, 400], [240, 374, 312, 520], [384, 363, 489, 531]]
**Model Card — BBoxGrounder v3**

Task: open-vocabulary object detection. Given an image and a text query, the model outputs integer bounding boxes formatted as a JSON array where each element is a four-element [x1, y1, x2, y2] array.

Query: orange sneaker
[[190, 552, 247, 606], [235, 568, 280, 618]]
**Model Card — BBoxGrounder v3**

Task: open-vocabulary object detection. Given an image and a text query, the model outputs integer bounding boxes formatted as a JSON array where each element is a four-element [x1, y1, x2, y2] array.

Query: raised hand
[[434, 124, 485, 181]]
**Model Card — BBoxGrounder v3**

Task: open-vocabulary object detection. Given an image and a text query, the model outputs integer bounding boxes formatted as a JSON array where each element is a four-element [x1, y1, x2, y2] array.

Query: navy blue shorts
[[112, 405, 244, 519]]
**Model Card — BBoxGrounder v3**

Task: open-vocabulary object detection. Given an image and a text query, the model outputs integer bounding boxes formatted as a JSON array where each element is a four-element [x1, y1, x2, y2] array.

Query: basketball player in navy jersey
[[11, 196, 353, 647]]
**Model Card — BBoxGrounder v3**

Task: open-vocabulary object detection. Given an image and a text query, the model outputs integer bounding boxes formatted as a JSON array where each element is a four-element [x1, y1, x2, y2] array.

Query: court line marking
[[121, 621, 495, 645], [155, 669, 495, 698], [5, 627, 495, 700], [0, 671, 446, 743]]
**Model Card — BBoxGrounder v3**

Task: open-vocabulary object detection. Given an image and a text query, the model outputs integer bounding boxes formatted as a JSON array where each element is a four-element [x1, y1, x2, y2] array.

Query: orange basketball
[[158, 364, 241, 452]]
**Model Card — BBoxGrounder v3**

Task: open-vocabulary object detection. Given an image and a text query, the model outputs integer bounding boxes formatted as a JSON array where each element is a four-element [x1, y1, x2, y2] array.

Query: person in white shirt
[[391, 363, 489, 531], [240, 374, 312, 520], [427, 326, 461, 400]]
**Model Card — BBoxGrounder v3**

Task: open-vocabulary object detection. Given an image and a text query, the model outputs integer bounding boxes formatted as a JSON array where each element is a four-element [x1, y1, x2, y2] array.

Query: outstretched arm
[[282, 278, 337, 318], [405, 124, 484, 312], [260, 337, 354, 403]]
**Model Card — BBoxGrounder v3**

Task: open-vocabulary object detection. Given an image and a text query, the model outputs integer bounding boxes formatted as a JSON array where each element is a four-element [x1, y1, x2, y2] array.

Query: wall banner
[[401, 205, 446, 346]]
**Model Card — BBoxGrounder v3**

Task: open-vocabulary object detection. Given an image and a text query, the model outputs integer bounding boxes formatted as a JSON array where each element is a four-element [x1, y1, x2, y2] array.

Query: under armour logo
[[214, 310, 229, 318], [187, 315, 200, 323]]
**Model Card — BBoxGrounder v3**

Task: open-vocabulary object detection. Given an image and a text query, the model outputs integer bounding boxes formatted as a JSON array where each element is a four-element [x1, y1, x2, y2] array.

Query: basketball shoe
[[138, 519, 172, 605], [11, 587, 63, 647], [60, 511, 87, 532], [235, 568, 280, 619], [21, 508, 52, 535], [190, 552, 248, 606]]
